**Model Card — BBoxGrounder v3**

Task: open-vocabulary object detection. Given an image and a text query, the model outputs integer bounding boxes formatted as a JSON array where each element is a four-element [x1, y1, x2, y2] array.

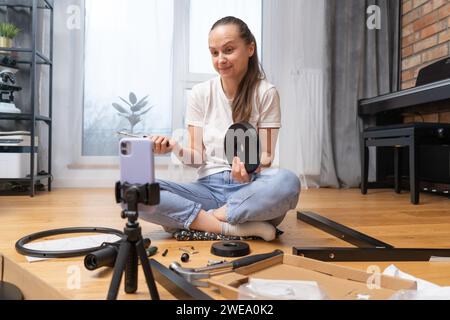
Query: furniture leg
[[409, 137, 419, 205], [361, 137, 369, 195], [394, 147, 402, 194]]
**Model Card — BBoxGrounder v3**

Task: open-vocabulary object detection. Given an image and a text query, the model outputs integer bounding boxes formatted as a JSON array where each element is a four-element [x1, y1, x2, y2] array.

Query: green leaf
[[119, 97, 133, 108], [112, 103, 129, 114], [131, 101, 149, 112], [130, 95, 149, 112], [135, 100, 149, 110], [129, 92, 137, 105], [0, 23, 21, 39], [138, 106, 153, 116], [136, 95, 149, 107], [128, 114, 141, 127]]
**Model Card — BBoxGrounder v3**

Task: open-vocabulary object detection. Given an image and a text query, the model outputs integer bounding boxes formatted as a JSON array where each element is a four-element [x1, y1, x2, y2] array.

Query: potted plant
[[112, 92, 153, 134], [0, 22, 21, 49]]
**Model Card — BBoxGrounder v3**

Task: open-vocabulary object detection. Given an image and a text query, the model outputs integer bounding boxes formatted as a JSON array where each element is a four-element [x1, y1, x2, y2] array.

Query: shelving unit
[[0, 0, 53, 196]]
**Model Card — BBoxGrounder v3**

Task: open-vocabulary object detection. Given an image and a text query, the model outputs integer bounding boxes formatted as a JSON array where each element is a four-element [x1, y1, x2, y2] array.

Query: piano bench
[[361, 122, 450, 205]]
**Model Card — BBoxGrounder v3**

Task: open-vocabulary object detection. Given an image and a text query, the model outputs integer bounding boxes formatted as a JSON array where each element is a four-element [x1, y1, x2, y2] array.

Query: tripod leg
[[107, 240, 131, 300], [125, 245, 138, 294], [136, 239, 160, 300]]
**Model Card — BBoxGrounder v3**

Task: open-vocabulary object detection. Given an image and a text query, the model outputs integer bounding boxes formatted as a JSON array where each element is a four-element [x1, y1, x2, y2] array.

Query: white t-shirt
[[185, 76, 281, 179]]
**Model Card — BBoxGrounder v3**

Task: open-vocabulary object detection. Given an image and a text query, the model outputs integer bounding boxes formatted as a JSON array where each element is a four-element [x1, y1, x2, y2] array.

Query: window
[[83, 0, 174, 157], [82, 0, 262, 160]]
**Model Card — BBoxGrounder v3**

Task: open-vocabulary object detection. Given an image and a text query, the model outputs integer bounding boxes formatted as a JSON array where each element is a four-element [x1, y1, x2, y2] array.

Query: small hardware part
[[207, 259, 227, 266], [179, 246, 199, 255], [146, 246, 158, 257], [180, 253, 190, 263]]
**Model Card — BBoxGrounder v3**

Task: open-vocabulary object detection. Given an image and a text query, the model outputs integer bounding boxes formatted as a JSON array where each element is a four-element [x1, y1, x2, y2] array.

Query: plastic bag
[[237, 278, 329, 300], [390, 287, 450, 300]]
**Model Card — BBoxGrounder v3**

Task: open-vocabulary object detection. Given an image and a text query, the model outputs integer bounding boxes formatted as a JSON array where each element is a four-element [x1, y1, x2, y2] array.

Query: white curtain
[[263, 0, 338, 188], [52, 0, 87, 187], [83, 0, 174, 156]]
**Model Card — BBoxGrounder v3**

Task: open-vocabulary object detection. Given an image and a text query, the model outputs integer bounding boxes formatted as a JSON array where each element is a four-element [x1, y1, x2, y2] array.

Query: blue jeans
[[137, 168, 301, 232]]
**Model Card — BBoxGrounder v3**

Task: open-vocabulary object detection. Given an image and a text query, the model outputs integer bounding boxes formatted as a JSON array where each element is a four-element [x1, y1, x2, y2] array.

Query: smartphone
[[119, 138, 155, 294], [119, 138, 157, 215], [119, 138, 155, 186]]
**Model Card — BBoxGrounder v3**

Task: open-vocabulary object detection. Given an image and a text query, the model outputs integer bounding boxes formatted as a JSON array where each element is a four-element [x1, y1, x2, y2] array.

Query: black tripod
[[107, 182, 161, 300]]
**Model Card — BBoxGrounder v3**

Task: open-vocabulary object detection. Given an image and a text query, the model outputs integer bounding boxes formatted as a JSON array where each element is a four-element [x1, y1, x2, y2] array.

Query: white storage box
[[0, 135, 38, 179]]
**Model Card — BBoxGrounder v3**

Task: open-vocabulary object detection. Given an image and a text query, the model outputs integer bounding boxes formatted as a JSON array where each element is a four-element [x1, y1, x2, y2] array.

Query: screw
[[179, 247, 199, 254], [207, 259, 227, 266]]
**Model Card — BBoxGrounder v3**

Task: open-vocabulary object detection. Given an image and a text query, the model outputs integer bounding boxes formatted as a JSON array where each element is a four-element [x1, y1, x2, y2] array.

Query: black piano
[[358, 78, 450, 193], [359, 78, 450, 119]]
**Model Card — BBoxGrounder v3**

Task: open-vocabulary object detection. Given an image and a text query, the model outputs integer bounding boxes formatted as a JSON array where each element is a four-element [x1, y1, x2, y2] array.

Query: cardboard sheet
[[208, 254, 417, 300], [1, 253, 66, 300]]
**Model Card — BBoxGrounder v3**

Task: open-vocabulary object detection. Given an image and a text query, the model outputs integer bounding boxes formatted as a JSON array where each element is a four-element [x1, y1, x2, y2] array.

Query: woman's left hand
[[231, 157, 261, 183]]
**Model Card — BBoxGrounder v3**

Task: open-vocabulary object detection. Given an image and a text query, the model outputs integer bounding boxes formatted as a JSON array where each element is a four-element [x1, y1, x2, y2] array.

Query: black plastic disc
[[224, 122, 261, 174], [0, 281, 24, 300], [211, 241, 250, 257]]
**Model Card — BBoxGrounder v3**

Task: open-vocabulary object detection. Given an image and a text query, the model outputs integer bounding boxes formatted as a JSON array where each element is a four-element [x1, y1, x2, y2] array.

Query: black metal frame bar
[[30, 0, 37, 197], [292, 247, 450, 262], [297, 211, 393, 249], [295, 211, 450, 262], [150, 259, 213, 300], [0, 0, 53, 196]]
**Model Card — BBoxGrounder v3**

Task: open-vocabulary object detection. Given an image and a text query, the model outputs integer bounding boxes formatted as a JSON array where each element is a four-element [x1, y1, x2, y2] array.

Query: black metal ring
[[15, 227, 124, 259]]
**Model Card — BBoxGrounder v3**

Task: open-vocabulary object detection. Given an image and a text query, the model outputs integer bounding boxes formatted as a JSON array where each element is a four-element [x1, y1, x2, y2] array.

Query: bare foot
[[212, 205, 228, 222]]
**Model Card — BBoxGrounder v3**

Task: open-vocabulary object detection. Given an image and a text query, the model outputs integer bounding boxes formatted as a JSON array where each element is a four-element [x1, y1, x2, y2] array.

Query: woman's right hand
[[149, 135, 177, 154]]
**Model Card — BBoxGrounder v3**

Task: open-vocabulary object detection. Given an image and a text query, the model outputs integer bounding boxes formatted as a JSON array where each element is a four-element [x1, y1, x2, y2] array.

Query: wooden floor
[[1, 188, 450, 299]]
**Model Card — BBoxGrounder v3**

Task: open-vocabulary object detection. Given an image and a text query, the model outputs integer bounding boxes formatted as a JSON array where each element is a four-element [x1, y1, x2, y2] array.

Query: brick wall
[[401, 0, 450, 122]]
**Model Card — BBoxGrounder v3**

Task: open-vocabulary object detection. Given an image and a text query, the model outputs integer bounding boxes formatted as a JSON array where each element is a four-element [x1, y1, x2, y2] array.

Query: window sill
[[67, 163, 171, 170], [67, 156, 172, 170]]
